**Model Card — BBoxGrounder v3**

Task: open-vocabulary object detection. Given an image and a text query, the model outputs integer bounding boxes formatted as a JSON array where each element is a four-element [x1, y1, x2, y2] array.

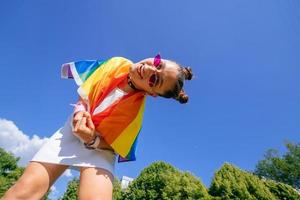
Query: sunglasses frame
[[148, 54, 162, 88]]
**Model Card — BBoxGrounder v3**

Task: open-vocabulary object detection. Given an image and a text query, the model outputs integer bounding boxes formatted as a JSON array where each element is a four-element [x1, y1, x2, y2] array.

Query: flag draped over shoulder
[[61, 57, 146, 162]]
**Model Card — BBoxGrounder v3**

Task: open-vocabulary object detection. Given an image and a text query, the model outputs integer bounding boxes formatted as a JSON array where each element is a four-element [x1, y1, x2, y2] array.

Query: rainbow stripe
[[61, 57, 146, 162]]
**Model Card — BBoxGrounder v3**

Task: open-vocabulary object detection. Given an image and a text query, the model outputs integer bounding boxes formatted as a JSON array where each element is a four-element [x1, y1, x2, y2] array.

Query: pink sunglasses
[[148, 54, 161, 87]]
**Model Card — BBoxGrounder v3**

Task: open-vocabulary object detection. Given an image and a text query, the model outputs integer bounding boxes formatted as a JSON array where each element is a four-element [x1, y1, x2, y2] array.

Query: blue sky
[[1, 0, 300, 198]]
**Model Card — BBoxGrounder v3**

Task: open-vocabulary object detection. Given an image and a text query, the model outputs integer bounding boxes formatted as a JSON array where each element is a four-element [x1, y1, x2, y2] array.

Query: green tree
[[121, 161, 210, 200], [263, 179, 300, 200], [0, 147, 19, 176], [0, 148, 24, 197], [255, 141, 300, 189], [112, 178, 122, 200], [60, 178, 79, 200], [0, 147, 50, 199], [209, 163, 274, 200], [209, 163, 300, 200]]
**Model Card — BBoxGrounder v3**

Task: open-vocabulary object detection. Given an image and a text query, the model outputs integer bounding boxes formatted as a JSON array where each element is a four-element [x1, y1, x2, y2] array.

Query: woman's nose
[[147, 63, 158, 72]]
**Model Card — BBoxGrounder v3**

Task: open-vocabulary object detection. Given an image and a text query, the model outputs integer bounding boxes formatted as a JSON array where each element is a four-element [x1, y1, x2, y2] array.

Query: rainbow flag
[[61, 57, 146, 162]]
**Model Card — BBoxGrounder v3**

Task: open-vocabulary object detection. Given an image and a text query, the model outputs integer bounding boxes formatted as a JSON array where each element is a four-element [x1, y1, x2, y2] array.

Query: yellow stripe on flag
[[111, 99, 146, 157]]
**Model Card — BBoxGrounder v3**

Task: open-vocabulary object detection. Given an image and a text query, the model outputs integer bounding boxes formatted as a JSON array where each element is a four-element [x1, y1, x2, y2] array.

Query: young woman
[[2, 54, 193, 200]]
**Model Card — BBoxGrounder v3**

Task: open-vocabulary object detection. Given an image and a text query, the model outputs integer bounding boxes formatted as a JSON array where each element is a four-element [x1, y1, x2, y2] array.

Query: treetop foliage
[[210, 163, 300, 200], [0, 147, 24, 198], [255, 141, 300, 189], [1, 141, 300, 200], [121, 161, 210, 200]]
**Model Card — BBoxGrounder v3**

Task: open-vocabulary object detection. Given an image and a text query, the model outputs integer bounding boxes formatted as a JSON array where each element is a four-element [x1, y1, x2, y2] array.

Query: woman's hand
[[72, 111, 95, 143]]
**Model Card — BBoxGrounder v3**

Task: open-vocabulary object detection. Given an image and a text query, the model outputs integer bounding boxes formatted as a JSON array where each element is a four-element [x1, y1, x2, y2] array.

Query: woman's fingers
[[86, 115, 95, 130], [73, 111, 91, 123], [74, 116, 94, 134], [73, 111, 84, 127], [73, 111, 84, 121], [74, 116, 86, 132], [82, 111, 91, 117], [78, 112, 94, 130], [73, 111, 91, 126], [79, 117, 87, 130], [72, 111, 95, 143]]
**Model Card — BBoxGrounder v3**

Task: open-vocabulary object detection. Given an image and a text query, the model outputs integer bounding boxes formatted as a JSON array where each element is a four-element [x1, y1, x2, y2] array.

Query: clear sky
[[1, 0, 300, 198]]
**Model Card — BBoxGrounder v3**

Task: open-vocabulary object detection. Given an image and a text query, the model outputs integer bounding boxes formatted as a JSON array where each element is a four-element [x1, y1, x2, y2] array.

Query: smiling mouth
[[148, 72, 160, 88]]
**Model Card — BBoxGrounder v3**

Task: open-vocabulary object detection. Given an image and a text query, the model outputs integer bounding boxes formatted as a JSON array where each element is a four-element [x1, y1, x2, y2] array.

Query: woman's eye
[[156, 63, 162, 69]]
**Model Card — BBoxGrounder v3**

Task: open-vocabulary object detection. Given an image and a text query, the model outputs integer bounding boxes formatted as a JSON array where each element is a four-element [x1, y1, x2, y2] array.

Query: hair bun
[[177, 90, 189, 104], [183, 67, 193, 80]]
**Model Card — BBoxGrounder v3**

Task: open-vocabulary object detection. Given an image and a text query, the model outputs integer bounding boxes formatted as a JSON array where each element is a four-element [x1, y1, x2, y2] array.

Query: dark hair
[[159, 66, 193, 104]]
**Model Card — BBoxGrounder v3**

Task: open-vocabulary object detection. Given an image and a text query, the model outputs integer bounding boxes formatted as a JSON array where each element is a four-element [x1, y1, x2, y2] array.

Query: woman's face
[[129, 56, 180, 96]]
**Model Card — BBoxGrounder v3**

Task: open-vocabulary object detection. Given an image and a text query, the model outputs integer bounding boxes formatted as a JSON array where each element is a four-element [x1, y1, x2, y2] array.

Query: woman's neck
[[118, 76, 136, 93]]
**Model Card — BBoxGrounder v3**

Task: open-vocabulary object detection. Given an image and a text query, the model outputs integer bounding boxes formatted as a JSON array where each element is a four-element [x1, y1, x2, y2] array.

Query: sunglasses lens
[[149, 74, 156, 87], [154, 54, 161, 67]]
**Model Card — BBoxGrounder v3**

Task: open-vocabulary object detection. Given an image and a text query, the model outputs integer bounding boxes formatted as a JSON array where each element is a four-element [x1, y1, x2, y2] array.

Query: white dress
[[31, 88, 127, 175]]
